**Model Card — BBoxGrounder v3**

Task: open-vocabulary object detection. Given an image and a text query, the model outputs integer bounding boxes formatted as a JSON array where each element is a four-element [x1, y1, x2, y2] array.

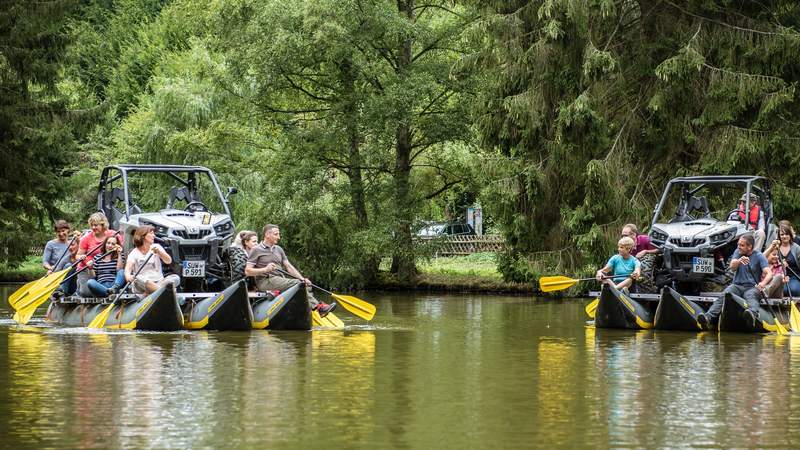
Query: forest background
[[3, 0, 800, 288]]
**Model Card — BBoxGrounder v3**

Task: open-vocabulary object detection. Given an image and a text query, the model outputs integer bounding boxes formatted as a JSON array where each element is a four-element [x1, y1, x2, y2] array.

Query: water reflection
[[4, 286, 800, 448]]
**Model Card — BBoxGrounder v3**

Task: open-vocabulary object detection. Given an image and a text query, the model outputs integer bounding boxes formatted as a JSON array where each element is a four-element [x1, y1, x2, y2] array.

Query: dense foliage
[[5, 0, 800, 286]]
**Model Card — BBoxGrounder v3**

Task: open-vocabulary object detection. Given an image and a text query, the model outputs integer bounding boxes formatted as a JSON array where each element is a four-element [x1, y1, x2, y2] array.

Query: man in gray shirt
[[42, 220, 72, 274], [698, 234, 771, 328], [245, 224, 336, 316]]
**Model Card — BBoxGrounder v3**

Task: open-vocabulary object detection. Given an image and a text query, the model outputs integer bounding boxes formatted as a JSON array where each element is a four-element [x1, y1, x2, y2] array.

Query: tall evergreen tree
[[472, 1, 800, 280], [0, 0, 80, 264]]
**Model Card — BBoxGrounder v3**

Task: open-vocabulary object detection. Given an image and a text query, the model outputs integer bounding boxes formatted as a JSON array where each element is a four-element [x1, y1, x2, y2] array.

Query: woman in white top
[[125, 225, 180, 294]]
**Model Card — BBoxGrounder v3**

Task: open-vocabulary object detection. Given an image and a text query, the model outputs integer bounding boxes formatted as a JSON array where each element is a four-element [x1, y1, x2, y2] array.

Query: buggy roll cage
[[651, 176, 772, 231], [97, 164, 234, 221]]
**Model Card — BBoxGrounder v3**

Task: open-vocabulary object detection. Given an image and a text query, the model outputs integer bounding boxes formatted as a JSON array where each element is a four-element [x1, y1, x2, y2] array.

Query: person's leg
[[765, 275, 784, 298], [77, 270, 92, 297], [706, 284, 740, 322], [87, 279, 110, 297], [113, 269, 126, 289], [784, 277, 800, 297], [60, 267, 77, 295], [742, 287, 762, 313]]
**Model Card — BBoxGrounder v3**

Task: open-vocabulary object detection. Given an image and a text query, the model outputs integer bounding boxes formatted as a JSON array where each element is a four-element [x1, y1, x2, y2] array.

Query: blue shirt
[[606, 254, 641, 283], [730, 249, 769, 287]]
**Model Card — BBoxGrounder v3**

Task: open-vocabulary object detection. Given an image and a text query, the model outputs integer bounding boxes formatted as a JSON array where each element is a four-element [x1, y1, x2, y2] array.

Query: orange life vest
[[737, 205, 760, 228]]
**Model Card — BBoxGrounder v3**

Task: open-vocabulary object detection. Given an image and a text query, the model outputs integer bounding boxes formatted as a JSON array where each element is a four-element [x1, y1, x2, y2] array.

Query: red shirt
[[633, 234, 656, 256], [77, 230, 119, 270]]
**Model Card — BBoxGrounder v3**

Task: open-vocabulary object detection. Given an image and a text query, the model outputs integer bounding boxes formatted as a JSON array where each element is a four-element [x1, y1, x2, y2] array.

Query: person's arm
[[631, 259, 642, 280], [124, 254, 136, 283], [758, 266, 773, 291], [596, 264, 612, 280], [764, 240, 779, 258], [284, 260, 309, 285], [153, 244, 171, 265], [42, 242, 54, 272], [115, 249, 124, 270]]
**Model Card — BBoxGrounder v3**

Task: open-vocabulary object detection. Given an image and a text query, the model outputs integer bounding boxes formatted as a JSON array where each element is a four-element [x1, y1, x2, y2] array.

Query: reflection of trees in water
[[588, 329, 796, 447], [241, 332, 305, 446]]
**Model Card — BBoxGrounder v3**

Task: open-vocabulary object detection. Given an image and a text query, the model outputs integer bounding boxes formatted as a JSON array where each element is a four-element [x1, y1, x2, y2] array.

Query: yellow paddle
[[276, 268, 376, 321], [12, 269, 72, 324], [585, 299, 599, 318], [312, 310, 345, 328], [9, 234, 78, 308], [538, 274, 615, 293]]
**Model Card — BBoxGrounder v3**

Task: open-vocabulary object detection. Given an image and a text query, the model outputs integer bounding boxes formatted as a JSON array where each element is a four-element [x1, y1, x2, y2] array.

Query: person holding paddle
[[42, 220, 72, 274], [764, 222, 800, 296], [75, 212, 119, 296], [698, 234, 772, 329], [595, 236, 641, 291], [125, 225, 180, 295], [86, 234, 126, 297], [245, 224, 336, 316]]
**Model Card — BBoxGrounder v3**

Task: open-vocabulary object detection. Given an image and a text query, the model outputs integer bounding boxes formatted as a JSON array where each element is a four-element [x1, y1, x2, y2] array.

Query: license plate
[[182, 261, 205, 277], [692, 257, 714, 274]]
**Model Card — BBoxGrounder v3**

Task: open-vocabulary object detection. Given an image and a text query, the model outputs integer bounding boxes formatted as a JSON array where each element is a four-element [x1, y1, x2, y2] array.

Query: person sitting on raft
[[245, 224, 336, 316], [761, 252, 785, 299], [595, 236, 641, 291], [233, 230, 259, 256], [698, 235, 772, 328], [42, 220, 72, 275], [125, 225, 180, 295], [765, 221, 800, 297], [75, 212, 119, 297], [86, 235, 126, 297], [621, 224, 658, 259]]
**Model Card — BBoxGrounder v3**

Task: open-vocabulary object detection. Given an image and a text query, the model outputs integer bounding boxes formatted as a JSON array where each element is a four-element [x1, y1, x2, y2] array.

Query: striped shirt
[[93, 254, 119, 284]]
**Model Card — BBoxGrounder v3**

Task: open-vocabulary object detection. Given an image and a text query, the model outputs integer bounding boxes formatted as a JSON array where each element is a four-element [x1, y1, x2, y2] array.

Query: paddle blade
[[585, 299, 599, 319], [11, 273, 69, 325], [88, 303, 115, 329], [332, 294, 375, 321], [10, 269, 69, 311], [775, 316, 789, 335], [312, 310, 345, 329], [791, 302, 800, 333], [540, 278, 580, 293]]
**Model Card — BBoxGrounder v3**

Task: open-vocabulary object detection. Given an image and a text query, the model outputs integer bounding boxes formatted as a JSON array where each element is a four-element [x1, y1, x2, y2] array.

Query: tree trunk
[[339, 57, 378, 280], [390, 0, 417, 282]]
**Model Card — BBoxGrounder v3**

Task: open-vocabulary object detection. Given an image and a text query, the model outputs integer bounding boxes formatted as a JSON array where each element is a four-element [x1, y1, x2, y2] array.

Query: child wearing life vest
[[595, 236, 641, 291]]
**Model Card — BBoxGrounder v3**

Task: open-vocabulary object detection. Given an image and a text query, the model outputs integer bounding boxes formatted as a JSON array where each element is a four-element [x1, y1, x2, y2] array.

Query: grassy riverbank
[[0, 256, 45, 283], [374, 252, 533, 293]]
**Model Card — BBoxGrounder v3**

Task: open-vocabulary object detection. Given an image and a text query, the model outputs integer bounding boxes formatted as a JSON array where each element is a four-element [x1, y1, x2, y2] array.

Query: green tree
[[0, 0, 81, 264], [472, 1, 800, 281], [217, 0, 478, 282]]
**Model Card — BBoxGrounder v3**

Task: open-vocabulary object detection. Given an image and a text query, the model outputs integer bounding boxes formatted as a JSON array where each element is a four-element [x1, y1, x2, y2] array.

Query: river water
[[1, 284, 799, 449]]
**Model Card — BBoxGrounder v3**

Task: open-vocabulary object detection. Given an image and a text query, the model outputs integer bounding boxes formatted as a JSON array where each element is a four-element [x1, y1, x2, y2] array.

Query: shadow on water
[[2, 283, 800, 448]]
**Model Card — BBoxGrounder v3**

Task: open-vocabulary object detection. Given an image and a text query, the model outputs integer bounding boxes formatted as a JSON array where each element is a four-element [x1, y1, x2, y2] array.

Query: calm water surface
[[1, 284, 800, 449]]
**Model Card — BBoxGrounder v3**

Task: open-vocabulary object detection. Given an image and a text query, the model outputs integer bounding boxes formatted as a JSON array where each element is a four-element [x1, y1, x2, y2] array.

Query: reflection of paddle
[[12, 234, 119, 325], [275, 268, 376, 321], [312, 310, 345, 328], [9, 234, 79, 308], [88, 252, 154, 329]]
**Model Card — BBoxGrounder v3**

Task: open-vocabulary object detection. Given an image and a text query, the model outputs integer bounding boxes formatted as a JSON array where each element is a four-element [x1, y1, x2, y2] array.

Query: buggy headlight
[[139, 220, 168, 237], [710, 230, 735, 244], [650, 228, 668, 243], [213, 220, 234, 236]]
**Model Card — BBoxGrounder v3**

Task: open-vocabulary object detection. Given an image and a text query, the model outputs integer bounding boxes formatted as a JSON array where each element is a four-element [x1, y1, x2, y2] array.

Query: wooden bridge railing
[[418, 234, 505, 256]]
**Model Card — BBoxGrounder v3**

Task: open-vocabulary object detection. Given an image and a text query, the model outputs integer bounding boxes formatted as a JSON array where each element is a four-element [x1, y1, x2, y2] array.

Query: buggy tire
[[225, 246, 248, 285], [637, 253, 658, 294]]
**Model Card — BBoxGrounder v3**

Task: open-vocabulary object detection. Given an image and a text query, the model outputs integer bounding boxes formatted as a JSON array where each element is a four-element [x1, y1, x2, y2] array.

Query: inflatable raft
[[595, 284, 655, 330], [45, 284, 183, 331], [182, 280, 252, 330], [250, 283, 312, 330], [718, 291, 789, 333]]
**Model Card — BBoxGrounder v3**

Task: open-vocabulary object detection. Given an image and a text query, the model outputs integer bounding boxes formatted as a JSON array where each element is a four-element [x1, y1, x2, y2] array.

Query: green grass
[[374, 252, 532, 293], [0, 255, 46, 282], [417, 252, 501, 279]]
